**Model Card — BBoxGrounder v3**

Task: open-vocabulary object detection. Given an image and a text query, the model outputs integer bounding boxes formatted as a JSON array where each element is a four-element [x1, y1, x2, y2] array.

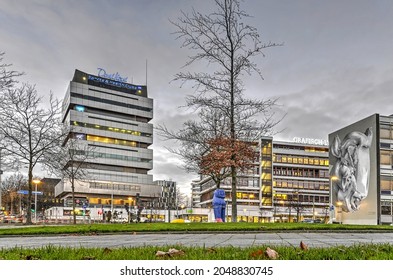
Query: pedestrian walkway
[[1, 232, 393, 249]]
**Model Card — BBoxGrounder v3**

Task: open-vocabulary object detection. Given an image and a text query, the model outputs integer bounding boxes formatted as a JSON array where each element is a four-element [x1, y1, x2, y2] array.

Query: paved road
[[2, 232, 393, 249]]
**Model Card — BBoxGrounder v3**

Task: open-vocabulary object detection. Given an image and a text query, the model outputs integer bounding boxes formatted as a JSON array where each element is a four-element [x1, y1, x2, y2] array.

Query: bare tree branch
[[162, 0, 284, 222], [0, 83, 65, 224]]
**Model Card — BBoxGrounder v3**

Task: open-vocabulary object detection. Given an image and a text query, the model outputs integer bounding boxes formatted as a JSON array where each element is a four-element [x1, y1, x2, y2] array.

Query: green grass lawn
[[0, 222, 393, 236], [1, 223, 393, 260], [1, 243, 393, 260]]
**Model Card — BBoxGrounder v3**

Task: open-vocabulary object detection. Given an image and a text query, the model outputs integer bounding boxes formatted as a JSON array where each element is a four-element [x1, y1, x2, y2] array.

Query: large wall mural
[[330, 128, 373, 212]]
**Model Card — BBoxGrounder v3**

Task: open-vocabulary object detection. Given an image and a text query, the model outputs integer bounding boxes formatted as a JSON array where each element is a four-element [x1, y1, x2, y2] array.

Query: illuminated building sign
[[97, 68, 128, 83], [88, 75, 142, 92], [72, 69, 147, 97], [292, 137, 328, 146]]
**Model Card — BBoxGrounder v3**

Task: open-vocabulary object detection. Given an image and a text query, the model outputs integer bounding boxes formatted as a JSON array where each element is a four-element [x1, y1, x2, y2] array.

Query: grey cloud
[[2, 0, 393, 192], [275, 67, 393, 141]]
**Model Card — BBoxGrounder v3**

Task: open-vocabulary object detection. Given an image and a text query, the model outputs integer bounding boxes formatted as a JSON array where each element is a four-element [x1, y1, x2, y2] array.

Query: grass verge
[[1, 222, 393, 236], [1, 243, 393, 260]]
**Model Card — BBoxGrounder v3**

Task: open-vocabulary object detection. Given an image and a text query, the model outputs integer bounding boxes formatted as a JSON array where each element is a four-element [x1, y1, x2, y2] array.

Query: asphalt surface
[[2, 231, 393, 249]]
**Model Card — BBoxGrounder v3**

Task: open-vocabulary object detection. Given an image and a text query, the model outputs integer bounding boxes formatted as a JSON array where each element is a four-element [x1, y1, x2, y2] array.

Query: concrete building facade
[[191, 137, 330, 223], [55, 69, 161, 217], [329, 113, 393, 225]]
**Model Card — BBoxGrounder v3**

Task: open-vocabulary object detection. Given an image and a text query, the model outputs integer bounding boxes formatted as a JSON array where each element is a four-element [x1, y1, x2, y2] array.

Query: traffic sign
[[17, 190, 43, 195], [17, 190, 29, 195]]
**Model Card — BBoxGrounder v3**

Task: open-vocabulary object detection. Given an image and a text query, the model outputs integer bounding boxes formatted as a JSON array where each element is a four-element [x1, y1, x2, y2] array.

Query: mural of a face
[[330, 128, 373, 212]]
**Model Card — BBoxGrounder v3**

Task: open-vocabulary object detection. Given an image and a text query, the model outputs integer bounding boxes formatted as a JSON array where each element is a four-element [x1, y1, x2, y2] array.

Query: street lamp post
[[312, 196, 315, 220], [329, 176, 339, 223], [128, 197, 132, 223], [32, 179, 41, 224], [110, 182, 114, 213]]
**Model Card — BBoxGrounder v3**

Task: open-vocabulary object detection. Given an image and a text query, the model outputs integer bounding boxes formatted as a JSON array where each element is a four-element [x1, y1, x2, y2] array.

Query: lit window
[[74, 105, 85, 112]]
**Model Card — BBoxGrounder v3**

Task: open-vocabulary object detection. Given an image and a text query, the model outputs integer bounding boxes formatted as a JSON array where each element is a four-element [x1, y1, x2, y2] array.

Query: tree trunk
[[72, 177, 76, 224], [231, 167, 237, 222], [26, 165, 33, 225], [230, 40, 237, 222]]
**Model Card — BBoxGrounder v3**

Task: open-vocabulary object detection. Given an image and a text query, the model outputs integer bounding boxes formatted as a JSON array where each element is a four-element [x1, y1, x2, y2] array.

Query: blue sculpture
[[212, 188, 226, 222]]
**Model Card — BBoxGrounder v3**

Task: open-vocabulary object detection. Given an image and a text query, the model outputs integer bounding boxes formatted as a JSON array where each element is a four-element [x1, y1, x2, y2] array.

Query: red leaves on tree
[[200, 137, 257, 178]]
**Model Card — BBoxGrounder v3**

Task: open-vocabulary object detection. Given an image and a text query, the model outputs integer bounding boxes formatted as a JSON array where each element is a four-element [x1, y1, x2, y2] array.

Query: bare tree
[[0, 84, 65, 224], [1, 173, 27, 214], [44, 129, 96, 224], [0, 52, 24, 211], [0, 51, 23, 91], [175, 186, 189, 208], [287, 192, 305, 222], [169, 0, 282, 221], [157, 107, 230, 187]]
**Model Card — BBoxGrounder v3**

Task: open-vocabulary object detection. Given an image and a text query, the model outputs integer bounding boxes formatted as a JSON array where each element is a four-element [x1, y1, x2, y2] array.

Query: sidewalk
[[2, 231, 393, 249]]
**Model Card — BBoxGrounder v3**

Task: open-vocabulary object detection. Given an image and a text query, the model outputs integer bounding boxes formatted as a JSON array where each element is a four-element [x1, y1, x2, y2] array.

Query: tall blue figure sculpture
[[212, 188, 226, 222]]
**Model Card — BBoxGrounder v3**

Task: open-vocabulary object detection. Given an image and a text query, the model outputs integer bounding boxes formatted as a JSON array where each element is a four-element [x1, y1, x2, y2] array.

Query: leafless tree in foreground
[[0, 51, 23, 91], [167, 0, 283, 221], [0, 84, 64, 224], [44, 128, 96, 224]]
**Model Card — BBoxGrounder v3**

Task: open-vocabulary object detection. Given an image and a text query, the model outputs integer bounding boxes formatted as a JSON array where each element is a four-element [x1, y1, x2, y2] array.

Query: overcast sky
[[1, 0, 393, 194]]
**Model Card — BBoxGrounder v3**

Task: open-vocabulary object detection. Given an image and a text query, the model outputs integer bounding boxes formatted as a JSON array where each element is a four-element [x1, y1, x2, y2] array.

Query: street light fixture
[[32, 179, 41, 224], [128, 197, 133, 223]]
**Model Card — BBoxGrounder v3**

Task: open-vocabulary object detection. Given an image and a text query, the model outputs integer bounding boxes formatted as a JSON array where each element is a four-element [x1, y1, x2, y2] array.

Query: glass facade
[[260, 138, 273, 208], [271, 140, 329, 223], [379, 117, 393, 224], [55, 69, 160, 212]]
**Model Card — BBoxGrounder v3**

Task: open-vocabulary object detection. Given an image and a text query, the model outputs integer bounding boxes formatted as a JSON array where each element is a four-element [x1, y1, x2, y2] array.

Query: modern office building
[[192, 137, 330, 222], [260, 137, 330, 223], [54, 68, 161, 217], [329, 113, 393, 225]]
